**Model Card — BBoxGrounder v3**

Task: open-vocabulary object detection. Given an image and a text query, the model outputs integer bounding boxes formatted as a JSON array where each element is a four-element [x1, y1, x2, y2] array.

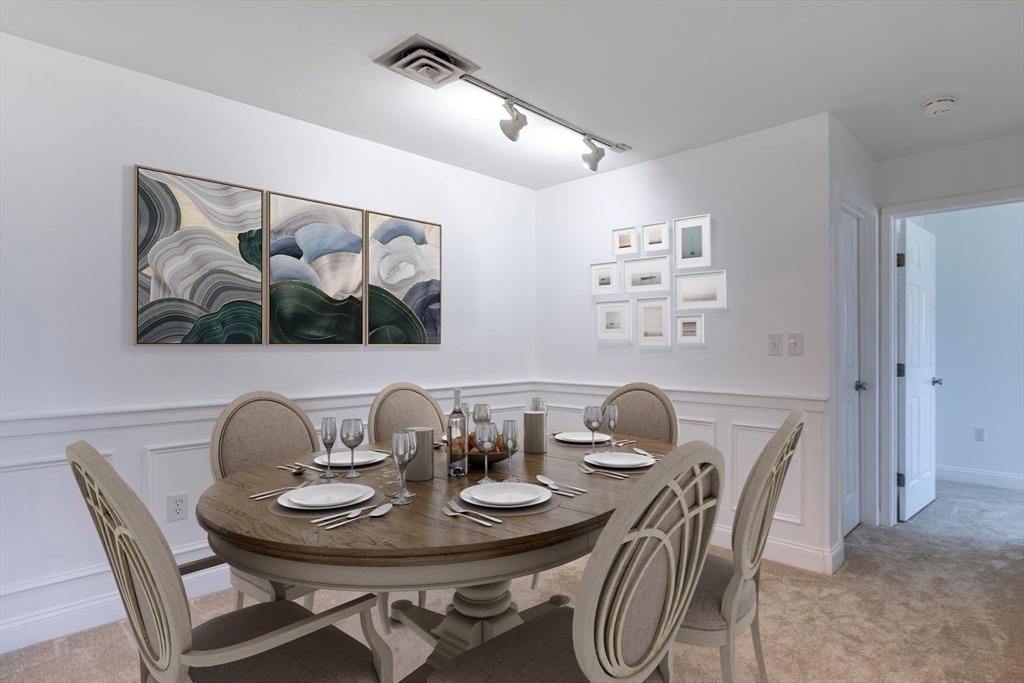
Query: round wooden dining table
[[196, 433, 672, 677]]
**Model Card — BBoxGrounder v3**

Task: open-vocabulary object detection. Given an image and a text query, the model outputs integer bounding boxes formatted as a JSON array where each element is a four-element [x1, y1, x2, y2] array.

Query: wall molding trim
[[536, 380, 827, 413], [0, 450, 112, 474], [937, 465, 1024, 492], [730, 422, 802, 524], [711, 524, 831, 574]]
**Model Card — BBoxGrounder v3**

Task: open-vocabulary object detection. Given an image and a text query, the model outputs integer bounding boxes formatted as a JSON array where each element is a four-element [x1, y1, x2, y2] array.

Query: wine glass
[[472, 404, 491, 424], [604, 405, 619, 453], [461, 402, 472, 423], [390, 429, 417, 506], [474, 421, 498, 485], [530, 398, 547, 413], [340, 418, 364, 479], [320, 417, 338, 479], [502, 420, 519, 483], [583, 406, 603, 455]]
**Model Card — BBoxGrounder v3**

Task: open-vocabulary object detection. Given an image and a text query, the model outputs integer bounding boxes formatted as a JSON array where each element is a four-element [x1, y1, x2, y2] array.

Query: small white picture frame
[[637, 298, 671, 346], [612, 227, 638, 255], [674, 214, 711, 269], [675, 315, 705, 345], [623, 256, 670, 293], [642, 222, 669, 253], [675, 270, 727, 310], [596, 301, 631, 341], [590, 262, 619, 295]]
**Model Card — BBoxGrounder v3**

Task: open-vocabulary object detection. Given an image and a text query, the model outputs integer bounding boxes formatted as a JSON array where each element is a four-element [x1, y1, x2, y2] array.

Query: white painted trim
[[936, 466, 1024, 492], [711, 525, 829, 575], [0, 450, 112, 473], [677, 416, 717, 445], [829, 541, 845, 575], [537, 381, 827, 413], [730, 423, 802, 524]]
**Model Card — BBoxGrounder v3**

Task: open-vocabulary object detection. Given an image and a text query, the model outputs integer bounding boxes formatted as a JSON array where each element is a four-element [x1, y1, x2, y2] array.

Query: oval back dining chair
[[674, 410, 806, 683], [210, 391, 319, 611], [66, 440, 392, 683], [367, 382, 445, 443], [601, 382, 678, 446], [427, 440, 725, 683]]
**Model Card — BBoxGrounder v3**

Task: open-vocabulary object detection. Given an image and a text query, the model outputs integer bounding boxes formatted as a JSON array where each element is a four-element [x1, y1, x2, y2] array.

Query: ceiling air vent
[[374, 35, 480, 89]]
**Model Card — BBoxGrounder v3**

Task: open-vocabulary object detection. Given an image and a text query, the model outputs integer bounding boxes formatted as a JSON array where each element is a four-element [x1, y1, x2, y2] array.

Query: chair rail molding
[[730, 422, 803, 524]]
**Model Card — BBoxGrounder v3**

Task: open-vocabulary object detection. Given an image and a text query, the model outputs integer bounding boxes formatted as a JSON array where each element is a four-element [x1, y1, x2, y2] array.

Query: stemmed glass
[[530, 398, 547, 413], [390, 429, 417, 506], [474, 421, 498, 485], [502, 420, 519, 482], [583, 406, 603, 455], [340, 418, 364, 479], [461, 403, 472, 422], [604, 405, 619, 453], [472, 404, 491, 424], [320, 417, 338, 479]]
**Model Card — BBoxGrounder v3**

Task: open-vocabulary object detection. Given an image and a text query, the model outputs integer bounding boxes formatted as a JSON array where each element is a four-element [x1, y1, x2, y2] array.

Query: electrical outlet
[[166, 493, 188, 522], [974, 428, 985, 442], [787, 332, 804, 356], [768, 333, 783, 356]]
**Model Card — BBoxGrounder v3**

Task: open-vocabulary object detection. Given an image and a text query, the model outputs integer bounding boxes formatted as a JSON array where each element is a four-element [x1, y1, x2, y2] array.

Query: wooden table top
[[196, 435, 673, 568]]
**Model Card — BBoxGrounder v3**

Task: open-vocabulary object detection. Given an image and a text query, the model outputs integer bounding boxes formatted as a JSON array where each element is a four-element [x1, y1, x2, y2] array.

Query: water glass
[[320, 417, 338, 479], [604, 405, 619, 453], [530, 398, 547, 413], [475, 421, 498, 485], [391, 429, 417, 506], [461, 403, 472, 423], [502, 420, 519, 482], [340, 418, 364, 479], [583, 406, 603, 455]]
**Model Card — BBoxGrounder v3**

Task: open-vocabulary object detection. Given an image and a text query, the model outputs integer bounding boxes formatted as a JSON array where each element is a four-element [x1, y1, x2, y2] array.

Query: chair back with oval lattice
[[210, 391, 319, 480], [573, 440, 724, 683], [66, 440, 192, 683], [367, 382, 445, 443], [600, 382, 678, 445]]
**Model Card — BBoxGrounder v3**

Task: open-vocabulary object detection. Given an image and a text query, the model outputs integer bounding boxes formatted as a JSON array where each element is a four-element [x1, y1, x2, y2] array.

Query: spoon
[[537, 475, 587, 494], [325, 503, 392, 529]]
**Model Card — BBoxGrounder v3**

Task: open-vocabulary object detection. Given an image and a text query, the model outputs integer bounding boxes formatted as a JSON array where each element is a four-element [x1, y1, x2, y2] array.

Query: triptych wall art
[[136, 167, 441, 346], [591, 213, 724, 346]]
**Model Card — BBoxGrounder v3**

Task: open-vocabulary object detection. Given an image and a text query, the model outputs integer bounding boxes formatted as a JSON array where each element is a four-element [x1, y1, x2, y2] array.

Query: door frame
[[878, 186, 1024, 526]]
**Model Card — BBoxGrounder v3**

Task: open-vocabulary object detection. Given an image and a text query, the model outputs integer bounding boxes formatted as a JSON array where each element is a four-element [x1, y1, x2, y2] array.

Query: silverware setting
[[537, 475, 586, 494], [277, 465, 307, 475], [250, 480, 314, 500], [633, 448, 663, 459], [310, 504, 379, 525], [295, 461, 326, 472], [325, 503, 392, 529], [577, 463, 629, 479], [613, 440, 636, 447], [443, 504, 492, 527], [449, 500, 503, 524]]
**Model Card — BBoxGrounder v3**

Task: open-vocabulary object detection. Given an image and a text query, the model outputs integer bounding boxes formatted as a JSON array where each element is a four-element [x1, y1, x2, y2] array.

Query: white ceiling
[[2, 1, 1022, 189]]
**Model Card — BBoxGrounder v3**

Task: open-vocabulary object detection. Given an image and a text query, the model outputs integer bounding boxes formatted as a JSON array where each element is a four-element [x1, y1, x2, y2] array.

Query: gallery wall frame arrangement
[[611, 226, 638, 255], [674, 270, 727, 311], [596, 301, 632, 341], [590, 262, 620, 295], [637, 297, 671, 346], [675, 314, 705, 345], [623, 255, 670, 293], [641, 221, 669, 253], [673, 214, 711, 270]]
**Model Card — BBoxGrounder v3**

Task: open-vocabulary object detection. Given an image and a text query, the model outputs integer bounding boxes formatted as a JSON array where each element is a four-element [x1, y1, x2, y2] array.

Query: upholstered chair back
[[210, 391, 318, 480], [600, 382, 678, 445], [572, 440, 724, 682], [367, 382, 445, 443]]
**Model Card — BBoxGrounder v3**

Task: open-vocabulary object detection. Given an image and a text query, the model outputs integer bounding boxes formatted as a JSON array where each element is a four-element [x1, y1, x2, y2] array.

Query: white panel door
[[899, 222, 937, 521], [838, 209, 861, 536]]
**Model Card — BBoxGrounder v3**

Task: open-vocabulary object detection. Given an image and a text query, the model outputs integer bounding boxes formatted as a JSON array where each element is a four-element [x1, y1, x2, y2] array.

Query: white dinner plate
[[554, 431, 612, 444], [460, 483, 552, 509], [314, 450, 389, 468], [583, 452, 656, 469], [278, 484, 375, 510]]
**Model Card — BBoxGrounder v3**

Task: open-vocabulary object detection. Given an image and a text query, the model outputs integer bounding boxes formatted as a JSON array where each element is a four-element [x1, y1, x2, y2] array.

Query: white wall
[[919, 203, 1024, 490]]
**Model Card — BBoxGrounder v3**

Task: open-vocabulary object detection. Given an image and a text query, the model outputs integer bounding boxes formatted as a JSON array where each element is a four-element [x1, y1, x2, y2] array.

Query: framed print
[[612, 227, 638, 255], [136, 166, 262, 344], [596, 301, 631, 341], [590, 262, 619, 295], [675, 315, 705, 344], [268, 192, 364, 344], [674, 270, 727, 310], [637, 297, 670, 346], [673, 214, 711, 269], [623, 256, 670, 293], [641, 222, 669, 252], [366, 211, 441, 344]]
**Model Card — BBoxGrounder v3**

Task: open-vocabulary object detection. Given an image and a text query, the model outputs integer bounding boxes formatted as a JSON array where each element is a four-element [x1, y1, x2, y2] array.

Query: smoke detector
[[922, 97, 955, 117], [374, 35, 480, 89]]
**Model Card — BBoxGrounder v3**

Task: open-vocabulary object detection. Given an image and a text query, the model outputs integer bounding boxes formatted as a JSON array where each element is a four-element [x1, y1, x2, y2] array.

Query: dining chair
[[674, 410, 806, 683], [601, 382, 678, 446], [210, 390, 319, 611], [427, 439, 725, 683], [66, 440, 393, 683]]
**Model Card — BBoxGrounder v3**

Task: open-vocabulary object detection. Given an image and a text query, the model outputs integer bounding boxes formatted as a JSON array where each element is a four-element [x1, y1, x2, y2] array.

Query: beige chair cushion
[[602, 386, 677, 444], [371, 391, 444, 443], [679, 554, 757, 632], [218, 401, 315, 478], [184, 600, 378, 683], [427, 608, 665, 683]]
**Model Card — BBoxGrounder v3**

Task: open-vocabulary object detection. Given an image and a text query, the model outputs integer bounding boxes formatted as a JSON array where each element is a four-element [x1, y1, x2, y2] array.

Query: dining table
[[196, 432, 674, 681]]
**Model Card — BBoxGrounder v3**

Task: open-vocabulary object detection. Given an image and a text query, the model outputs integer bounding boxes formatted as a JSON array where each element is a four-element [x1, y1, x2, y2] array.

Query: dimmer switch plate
[[787, 333, 804, 356], [769, 334, 784, 356]]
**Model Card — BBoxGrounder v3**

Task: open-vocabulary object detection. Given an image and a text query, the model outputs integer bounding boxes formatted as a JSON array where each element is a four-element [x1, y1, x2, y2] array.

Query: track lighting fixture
[[581, 136, 606, 172], [499, 98, 528, 142]]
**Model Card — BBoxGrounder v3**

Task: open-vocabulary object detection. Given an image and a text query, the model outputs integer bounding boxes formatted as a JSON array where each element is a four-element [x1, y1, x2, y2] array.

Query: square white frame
[[596, 301, 632, 341], [641, 222, 670, 253], [675, 315, 705, 345], [674, 214, 711, 269], [623, 255, 670, 293], [674, 270, 727, 310], [590, 262, 619, 295], [637, 297, 671, 346], [612, 227, 638, 255]]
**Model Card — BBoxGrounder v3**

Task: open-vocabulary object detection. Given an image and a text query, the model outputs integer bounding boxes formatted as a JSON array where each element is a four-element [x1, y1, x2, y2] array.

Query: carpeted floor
[[2, 481, 1021, 682]]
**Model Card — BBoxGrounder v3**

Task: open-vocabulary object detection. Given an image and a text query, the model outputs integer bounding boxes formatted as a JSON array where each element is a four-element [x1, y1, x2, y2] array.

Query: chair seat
[[679, 555, 757, 632], [182, 600, 378, 683], [427, 607, 665, 683], [231, 567, 314, 600]]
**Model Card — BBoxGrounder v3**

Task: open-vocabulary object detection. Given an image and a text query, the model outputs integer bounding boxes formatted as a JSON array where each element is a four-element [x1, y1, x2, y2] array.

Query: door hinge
[[897, 473, 905, 487], [897, 363, 905, 378], [896, 253, 905, 267]]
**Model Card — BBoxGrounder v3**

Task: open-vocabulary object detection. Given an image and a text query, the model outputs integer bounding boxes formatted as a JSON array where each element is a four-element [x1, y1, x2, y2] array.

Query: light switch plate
[[768, 333, 783, 356], [787, 333, 804, 356]]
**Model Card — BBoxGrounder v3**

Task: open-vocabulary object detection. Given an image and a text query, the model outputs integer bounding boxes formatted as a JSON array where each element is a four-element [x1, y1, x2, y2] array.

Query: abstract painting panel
[[136, 167, 262, 344], [366, 211, 441, 344], [268, 193, 364, 344]]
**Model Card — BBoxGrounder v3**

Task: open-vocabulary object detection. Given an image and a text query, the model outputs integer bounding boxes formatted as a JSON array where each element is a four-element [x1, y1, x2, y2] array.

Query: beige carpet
[[2, 481, 1021, 682]]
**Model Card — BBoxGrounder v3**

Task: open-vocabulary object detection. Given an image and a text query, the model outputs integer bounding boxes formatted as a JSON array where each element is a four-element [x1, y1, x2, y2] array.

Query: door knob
[[854, 380, 868, 391], [932, 377, 943, 386]]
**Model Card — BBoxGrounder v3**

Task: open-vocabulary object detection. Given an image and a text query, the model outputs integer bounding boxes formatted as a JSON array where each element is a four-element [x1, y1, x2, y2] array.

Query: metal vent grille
[[373, 35, 480, 89]]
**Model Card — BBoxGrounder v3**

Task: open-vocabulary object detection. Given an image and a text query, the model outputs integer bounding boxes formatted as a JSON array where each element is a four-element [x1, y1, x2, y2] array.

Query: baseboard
[[711, 524, 831, 574], [937, 465, 1024, 492]]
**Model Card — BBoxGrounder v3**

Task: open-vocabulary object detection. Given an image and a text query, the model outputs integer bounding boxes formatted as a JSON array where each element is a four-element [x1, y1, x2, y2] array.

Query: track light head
[[581, 136, 605, 172], [499, 98, 528, 142]]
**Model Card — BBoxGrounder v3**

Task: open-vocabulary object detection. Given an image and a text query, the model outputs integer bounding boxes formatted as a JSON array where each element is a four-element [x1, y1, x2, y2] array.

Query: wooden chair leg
[[530, 572, 541, 589], [377, 592, 392, 635], [417, 590, 426, 608], [719, 636, 737, 683], [658, 648, 673, 682], [751, 608, 768, 683], [302, 591, 315, 611], [234, 590, 244, 611]]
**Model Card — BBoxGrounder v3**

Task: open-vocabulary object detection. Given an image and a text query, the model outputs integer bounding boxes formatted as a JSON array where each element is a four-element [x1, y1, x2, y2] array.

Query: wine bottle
[[447, 388, 468, 477]]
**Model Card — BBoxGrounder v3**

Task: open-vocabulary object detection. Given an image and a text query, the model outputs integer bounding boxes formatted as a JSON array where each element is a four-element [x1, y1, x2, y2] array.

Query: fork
[[448, 500, 503, 524], [577, 463, 628, 479], [443, 505, 492, 527], [250, 480, 313, 500]]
